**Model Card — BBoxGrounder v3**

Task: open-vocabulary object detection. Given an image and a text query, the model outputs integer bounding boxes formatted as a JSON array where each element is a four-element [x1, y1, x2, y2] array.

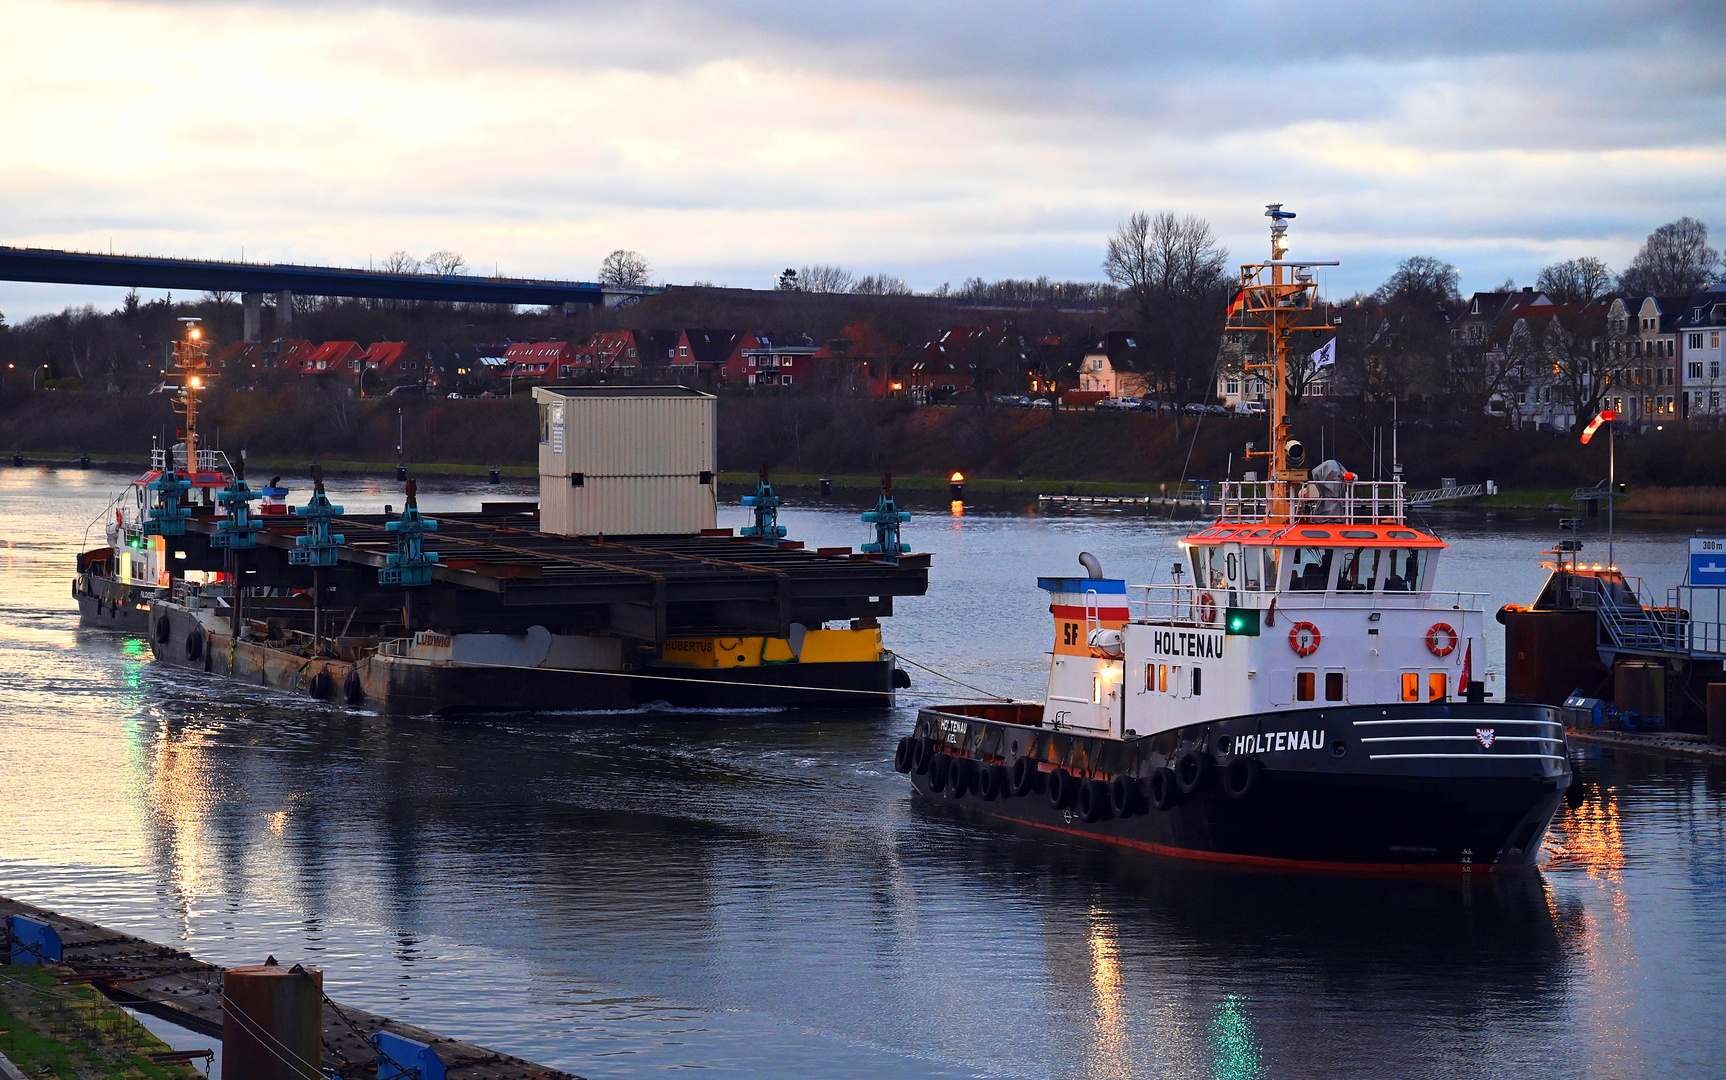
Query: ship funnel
[[1078, 551, 1104, 579]]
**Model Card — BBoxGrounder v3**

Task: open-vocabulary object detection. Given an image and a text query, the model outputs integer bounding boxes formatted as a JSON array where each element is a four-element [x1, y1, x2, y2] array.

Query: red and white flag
[[1580, 409, 1617, 445], [1461, 639, 1472, 688]]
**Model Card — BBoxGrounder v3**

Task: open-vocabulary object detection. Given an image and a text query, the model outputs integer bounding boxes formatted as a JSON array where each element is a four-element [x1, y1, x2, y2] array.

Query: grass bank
[[0, 965, 199, 1079]]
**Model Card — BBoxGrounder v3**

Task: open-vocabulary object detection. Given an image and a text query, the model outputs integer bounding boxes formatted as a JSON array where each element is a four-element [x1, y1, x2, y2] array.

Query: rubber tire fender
[[977, 765, 1001, 802], [155, 615, 172, 644], [1174, 749, 1209, 795], [1077, 779, 1111, 823], [1009, 756, 1039, 798], [892, 667, 912, 689], [1109, 775, 1141, 817], [1046, 768, 1077, 809], [894, 736, 914, 774], [946, 757, 973, 798], [1222, 756, 1260, 800], [343, 668, 365, 707], [308, 670, 334, 700], [926, 753, 951, 791], [912, 737, 935, 775], [184, 631, 203, 663], [1148, 768, 1179, 811]]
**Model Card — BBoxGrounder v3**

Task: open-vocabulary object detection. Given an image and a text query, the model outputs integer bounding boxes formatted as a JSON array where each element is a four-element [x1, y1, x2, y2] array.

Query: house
[[579, 331, 651, 376], [725, 331, 818, 388], [1678, 285, 1726, 424], [359, 342, 415, 382], [811, 322, 907, 396], [1080, 332, 1152, 399], [277, 340, 319, 376], [501, 341, 571, 380], [908, 326, 1027, 403], [1478, 300, 1609, 431], [283, 341, 363, 377], [665, 329, 743, 385], [1601, 297, 1685, 428]]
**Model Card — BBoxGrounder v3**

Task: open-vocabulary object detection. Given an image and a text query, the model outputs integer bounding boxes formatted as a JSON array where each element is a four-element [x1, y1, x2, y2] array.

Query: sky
[[1, 0, 1722, 318]]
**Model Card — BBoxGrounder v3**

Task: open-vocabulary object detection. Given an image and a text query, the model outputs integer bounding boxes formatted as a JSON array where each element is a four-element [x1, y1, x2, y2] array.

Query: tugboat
[[73, 318, 248, 633], [894, 206, 1573, 871]]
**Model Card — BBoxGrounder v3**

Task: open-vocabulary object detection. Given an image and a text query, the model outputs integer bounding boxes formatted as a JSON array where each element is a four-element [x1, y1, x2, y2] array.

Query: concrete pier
[[242, 292, 263, 341], [0, 896, 581, 1080]]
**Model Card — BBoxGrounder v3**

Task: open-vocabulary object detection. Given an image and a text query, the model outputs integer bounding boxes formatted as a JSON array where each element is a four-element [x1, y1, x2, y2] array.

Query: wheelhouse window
[[1401, 672, 1420, 702], [1325, 671, 1345, 701], [1287, 547, 1334, 592], [1337, 548, 1379, 592], [1428, 672, 1448, 702], [1243, 547, 1262, 590], [1382, 549, 1426, 593], [1296, 671, 1316, 701]]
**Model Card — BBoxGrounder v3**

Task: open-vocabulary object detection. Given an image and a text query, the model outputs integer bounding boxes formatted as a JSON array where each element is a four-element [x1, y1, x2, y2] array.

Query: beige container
[[534, 386, 717, 535]]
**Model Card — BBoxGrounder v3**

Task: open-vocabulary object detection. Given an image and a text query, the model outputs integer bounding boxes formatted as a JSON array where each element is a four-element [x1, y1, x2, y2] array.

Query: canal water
[[2, 466, 1724, 1079]]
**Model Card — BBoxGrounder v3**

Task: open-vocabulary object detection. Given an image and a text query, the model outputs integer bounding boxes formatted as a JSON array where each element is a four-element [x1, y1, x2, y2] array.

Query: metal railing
[[1672, 585, 1726, 657], [1211, 479, 1407, 525], [1566, 573, 1687, 653], [1128, 584, 1488, 624], [149, 446, 234, 475]]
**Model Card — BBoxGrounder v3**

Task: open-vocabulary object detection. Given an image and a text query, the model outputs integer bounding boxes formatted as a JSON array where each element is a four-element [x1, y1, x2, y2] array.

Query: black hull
[[905, 703, 1571, 872], [73, 575, 157, 635], [147, 602, 897, 714]]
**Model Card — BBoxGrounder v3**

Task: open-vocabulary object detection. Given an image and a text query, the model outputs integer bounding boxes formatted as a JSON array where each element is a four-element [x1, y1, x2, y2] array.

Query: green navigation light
[[1225, 607, 1260, 636]]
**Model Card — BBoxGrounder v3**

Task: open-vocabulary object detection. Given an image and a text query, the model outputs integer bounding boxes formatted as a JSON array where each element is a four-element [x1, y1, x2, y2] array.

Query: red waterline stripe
[[990, 813, 1496, 876]]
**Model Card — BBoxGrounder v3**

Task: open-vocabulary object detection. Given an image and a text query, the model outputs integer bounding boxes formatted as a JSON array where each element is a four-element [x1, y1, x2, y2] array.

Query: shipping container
[[533, 386, 717, 536]]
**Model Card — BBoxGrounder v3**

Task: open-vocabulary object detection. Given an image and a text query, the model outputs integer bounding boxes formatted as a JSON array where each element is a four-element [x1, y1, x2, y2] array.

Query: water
[[3, 466, 1725, 1079]]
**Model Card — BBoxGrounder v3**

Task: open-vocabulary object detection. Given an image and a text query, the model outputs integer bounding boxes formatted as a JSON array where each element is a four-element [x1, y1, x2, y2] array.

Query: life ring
[[1109, 775, 1142, 818], [1198, 591, 1219, 624], [1046, 767, 1078, 809], [1077, 779, 1110, 823], [1426, 622, 1458, 657], [1288, 621, 1321, 658], [1222, 756, 1260, 800], [1010, 756, 1039, 797]]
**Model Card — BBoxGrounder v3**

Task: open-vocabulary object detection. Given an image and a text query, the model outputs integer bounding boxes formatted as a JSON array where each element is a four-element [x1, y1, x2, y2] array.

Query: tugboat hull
[[72, 575, 157, 635], [905, 703, 1570, 871]]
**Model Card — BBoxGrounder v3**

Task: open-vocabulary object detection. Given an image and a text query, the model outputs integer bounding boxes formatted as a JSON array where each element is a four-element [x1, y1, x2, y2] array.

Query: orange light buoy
[[949, 472, 964, 501], [223, 963, 322, 1080]]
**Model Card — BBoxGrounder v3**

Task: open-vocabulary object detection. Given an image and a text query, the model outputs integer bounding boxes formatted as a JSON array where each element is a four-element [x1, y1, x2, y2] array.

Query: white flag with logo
[[1311, 338, 1336, 369]]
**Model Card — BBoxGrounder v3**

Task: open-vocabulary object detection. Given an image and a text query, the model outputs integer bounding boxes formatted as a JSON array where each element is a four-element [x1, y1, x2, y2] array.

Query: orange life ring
[[1288, 621, 1321, 657], [1426, 622, 1458, 657], [1198, 591, 1218, 624]]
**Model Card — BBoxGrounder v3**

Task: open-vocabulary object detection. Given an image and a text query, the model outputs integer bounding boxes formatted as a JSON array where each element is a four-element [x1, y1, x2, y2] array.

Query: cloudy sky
[[1, 0, 1722, 316]]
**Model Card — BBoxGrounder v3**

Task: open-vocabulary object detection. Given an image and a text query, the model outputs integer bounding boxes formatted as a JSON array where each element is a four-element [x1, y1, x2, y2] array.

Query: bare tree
[[598, 250, 651, 288], [1375, 256, 1462, 309], [798, 264, 856, 294], [1619, 217, 1720, 296], [202, 290, 234, 305], [1102, 211, 1231, 403], [381, 251, 421, 274], [424, 250, 468, 277], [855, 273, 911, 296], [1535, 257, 1614, 302]]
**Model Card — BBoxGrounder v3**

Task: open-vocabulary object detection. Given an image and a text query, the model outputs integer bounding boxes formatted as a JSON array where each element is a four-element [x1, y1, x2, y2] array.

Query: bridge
[[0, 246, 654, 339]]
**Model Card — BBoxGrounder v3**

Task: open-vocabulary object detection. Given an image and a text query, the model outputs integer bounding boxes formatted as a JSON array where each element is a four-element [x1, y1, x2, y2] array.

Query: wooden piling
[[223, 964, 322, 1080]]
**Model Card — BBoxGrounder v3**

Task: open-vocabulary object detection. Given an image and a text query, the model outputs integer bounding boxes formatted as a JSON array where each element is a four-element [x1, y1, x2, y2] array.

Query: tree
[[381, 251, 421, 274], [424, 250, 467, 277], [798, 264, 855, 294], [1375, 256, 1461, 310], [855, 273, 911, 296], [598, 249, 650, 288], [775, 268, 800, 291], [1535, 257, 1614, 303], [1102, 211, 1232, 404], [1619, 217, 1720, 296]]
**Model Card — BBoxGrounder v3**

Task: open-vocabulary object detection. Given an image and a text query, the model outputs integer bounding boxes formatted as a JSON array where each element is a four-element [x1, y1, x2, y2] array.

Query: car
[[1030, 397, 1054, 409], [1182, 402, 1209, 414], [1238, 401, 1267, 417], [446, 392, 464, 399], [385, 384, 424, 397]]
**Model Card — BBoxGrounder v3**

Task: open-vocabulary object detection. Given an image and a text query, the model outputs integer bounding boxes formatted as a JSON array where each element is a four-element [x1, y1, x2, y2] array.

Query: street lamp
[[34, 363, 49, 390]]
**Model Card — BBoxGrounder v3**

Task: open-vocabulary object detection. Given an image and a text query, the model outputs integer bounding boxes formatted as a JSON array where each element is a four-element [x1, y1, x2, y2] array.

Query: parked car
[[1030, 397, 1054, 410], [1237, 401, 1267, 417], [1182, 402, 1209, 415], [385, 384, 424, 397]]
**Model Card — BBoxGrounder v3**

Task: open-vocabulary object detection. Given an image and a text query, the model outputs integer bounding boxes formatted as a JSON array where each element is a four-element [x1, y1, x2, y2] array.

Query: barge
[[84, 333, 929, 712], [893, 206, 1572, 871]]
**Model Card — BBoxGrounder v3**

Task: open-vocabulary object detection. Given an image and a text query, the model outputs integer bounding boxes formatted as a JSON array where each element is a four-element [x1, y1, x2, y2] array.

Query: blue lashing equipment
[[211, 469, 262, 549], [371, 1030, 446, 1080], [740, 465, 787, 543], [7, 915, 62, 965], [142, 470, 192, 537], [861, 472, 911, 561], [290, 466, 344, 567], [380, 480, 439, 586]]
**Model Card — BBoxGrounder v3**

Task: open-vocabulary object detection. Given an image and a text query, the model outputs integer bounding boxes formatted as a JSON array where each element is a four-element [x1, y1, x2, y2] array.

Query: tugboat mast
[[172, 317, 210, 472], [1230, 205, 1338, 521]]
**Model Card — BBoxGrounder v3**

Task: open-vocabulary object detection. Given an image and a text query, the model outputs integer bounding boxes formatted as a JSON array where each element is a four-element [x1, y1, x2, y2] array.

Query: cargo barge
[[81, 336, 929, 712], [893, 206, 1572, 871]]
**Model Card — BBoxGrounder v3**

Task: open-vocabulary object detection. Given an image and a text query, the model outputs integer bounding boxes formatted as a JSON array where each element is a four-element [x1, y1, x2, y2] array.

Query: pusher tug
[[73, 317, 258, 634], [895, 206, 1572, 871]]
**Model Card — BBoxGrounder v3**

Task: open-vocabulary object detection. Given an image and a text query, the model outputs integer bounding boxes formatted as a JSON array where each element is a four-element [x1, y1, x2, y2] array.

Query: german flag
[[1225, 288, 1247, 318]]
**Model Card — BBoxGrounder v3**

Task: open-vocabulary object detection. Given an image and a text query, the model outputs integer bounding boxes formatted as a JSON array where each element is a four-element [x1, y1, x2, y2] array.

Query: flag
[[1580, 409, 1617, 445], [1310, 338, 1336, 369], [1460, 639, 1472, 689], [1225, 288, 1247, 318]]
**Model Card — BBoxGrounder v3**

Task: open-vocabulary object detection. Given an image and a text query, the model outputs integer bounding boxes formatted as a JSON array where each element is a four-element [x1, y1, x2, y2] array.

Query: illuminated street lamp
[[33, 363, 49, 390]]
